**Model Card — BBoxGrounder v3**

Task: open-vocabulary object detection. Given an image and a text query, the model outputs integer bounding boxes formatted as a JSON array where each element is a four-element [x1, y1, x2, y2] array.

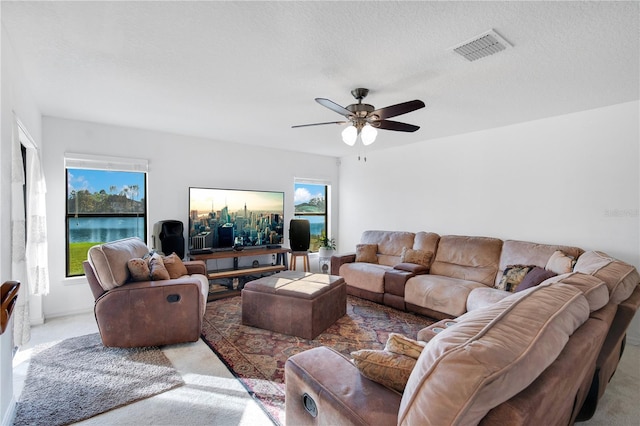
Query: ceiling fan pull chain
[[357, 146, 368, 162]]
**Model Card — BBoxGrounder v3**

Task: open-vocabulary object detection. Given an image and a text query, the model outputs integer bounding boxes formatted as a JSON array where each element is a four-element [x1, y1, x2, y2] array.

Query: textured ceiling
[[2, 1, 639, 157]]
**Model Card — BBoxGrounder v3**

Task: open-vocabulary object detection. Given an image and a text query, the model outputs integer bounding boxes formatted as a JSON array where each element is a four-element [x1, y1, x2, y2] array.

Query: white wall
[[338, 101, 640, 341], [0, 24, 43, 426], [41, 117, 340, 318]]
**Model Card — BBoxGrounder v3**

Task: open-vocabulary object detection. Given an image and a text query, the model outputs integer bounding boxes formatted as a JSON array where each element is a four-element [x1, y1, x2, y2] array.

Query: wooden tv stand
[[188, 246, 291, 290]]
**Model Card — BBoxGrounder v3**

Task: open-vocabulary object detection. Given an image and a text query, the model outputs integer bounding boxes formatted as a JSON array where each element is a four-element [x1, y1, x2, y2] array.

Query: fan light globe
[[361, 124, 377, 146], [342, 125, 357, 146]]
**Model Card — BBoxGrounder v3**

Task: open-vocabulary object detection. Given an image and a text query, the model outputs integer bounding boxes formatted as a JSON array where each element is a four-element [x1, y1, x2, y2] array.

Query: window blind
[[64, 152, 148, 172]]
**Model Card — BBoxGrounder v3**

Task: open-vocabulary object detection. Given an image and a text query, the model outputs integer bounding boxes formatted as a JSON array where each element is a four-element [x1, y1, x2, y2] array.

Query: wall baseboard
[[1, 396, 16, 426], [44, 307, 93, 320]]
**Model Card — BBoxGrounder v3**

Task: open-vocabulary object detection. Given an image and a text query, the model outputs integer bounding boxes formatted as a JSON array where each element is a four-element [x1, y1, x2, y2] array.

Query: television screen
[[188, 187, 284, 250]]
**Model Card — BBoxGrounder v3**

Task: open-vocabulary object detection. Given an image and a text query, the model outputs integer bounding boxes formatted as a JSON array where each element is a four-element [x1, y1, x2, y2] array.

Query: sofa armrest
[[331, 253, 356, 275], [184, 260, 206, 275], [83, 260, 107, 300], [394, 262, 429, 274], [417, 318, 457, 342], [285, 346, 400, 426], [385, 269, 416, 297]]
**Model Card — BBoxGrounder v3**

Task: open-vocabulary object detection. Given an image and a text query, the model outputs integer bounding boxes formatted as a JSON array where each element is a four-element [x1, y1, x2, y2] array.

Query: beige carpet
[[14, 333, 184, 426], [73, 339, 273, 426], [12, 313, 640, 425], [582, 342, 640, 425]]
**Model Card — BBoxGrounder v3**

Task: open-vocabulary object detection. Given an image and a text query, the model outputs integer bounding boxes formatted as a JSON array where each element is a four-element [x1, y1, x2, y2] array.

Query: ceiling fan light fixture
[[361, 124, 377, 146], [342, 125, 357, 146], [293, 88, 425, 149]]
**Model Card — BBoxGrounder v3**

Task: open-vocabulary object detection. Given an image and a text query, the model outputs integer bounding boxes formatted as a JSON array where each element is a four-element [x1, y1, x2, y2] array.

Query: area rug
[[201, 295, 434, 425], [13, 333, 184, 426]]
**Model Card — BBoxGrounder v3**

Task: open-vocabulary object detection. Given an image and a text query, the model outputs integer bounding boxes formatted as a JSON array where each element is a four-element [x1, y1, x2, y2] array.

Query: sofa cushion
[[574, 251, 614, 274], [127, 258, 151, 282], [412, 232, 440, 266], [466, 287, 511, 312], [495, 265, 533, 292], [351, 349, 416, 393], [495, 240, 583, 286], [355, 244, 378, 264], [405, 275, 486, 317], [361, 230, 415, 266], [400, 248, 433, 267], [149, 253, 171, 280], [163, 252, 189, 279], [515, 266, 556, 292], [398, 282, 590, 426], [88, 237, 150, 291], [574, 251, 640, 304], [430, 235, 503, 286], [339, 262, 392, 294], [545, 250, 576, 275], [385, 333, 426, 359], [544, 272, 609, 312]]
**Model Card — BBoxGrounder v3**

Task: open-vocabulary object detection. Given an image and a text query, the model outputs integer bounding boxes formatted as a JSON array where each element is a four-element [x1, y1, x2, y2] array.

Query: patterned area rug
[[201, 295, 434, 425]]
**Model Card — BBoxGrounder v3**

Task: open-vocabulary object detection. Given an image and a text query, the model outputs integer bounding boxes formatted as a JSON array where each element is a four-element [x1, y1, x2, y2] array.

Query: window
[[294, 181, 329, 252], [65, 154, 148, 277]]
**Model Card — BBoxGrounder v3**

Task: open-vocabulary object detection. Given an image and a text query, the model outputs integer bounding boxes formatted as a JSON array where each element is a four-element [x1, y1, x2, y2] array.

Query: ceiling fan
[[292, 88, 425, 146]]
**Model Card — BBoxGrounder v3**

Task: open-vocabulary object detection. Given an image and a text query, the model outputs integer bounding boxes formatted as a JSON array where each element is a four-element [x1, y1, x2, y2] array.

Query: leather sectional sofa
[[284, 230, 640, 424]]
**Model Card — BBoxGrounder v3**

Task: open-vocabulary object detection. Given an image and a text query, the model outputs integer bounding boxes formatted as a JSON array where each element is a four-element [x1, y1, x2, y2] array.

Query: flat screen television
[[188, 187, 284, 251]]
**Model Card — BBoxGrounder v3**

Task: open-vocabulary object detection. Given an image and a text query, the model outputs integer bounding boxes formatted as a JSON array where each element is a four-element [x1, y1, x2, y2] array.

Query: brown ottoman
[[241, 271, 346, 339]]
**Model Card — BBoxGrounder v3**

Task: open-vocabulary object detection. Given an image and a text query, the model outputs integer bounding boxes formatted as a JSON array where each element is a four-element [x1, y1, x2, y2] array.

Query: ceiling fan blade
[[315, 98, 354, 117], [291, 121, 347, 129], [375, 119, 420, 132], [371, 100, 425, 120]]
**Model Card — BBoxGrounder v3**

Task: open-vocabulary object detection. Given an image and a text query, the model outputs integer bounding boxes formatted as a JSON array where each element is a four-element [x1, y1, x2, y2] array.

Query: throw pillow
[[400, 247, 433, 267], [516, 266, 557, 293], [149, 253, 171, 280], [351, 349, 417, 393], [384, 333, 426, 359], [496, 265, 534, 292], [127, 258, 150, 282], [355, 244, 378, 264], [546, 250, 576, 275], [163, 252, 188, 279]]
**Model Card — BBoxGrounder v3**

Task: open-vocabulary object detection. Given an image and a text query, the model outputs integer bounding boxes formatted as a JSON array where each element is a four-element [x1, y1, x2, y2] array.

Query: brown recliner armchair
[[83, 237, 208, 348]]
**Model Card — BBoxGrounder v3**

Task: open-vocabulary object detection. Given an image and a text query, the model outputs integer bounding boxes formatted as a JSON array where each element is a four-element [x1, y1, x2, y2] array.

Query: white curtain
[[25, 147, 50, 296], [11, 117, 50, 346], [11, 119, 30, 346]]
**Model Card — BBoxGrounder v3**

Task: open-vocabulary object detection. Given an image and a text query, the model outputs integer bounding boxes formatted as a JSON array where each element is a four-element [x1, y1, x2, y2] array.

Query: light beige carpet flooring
[[13, 313, 272, 426], [12, 312, 640, 425]]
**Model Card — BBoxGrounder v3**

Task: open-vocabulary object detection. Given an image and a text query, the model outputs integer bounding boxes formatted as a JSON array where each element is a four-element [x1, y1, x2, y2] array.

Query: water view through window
[[66, 168, 147, 276], [294, 182, 328, 252], [68, 217, 145, 243]]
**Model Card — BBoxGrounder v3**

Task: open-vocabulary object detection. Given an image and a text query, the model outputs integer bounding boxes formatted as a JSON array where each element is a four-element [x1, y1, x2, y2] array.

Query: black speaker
[[153, 220, 185, 258], [289, 219, 310, 251]]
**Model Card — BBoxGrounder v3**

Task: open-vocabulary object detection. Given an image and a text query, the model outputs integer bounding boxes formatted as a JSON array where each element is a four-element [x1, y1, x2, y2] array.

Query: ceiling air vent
[[451, 29, 511, 62]]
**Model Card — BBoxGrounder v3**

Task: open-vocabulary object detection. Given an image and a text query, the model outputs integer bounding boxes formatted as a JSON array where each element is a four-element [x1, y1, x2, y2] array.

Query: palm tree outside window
[[65, 163, 147, 277]]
